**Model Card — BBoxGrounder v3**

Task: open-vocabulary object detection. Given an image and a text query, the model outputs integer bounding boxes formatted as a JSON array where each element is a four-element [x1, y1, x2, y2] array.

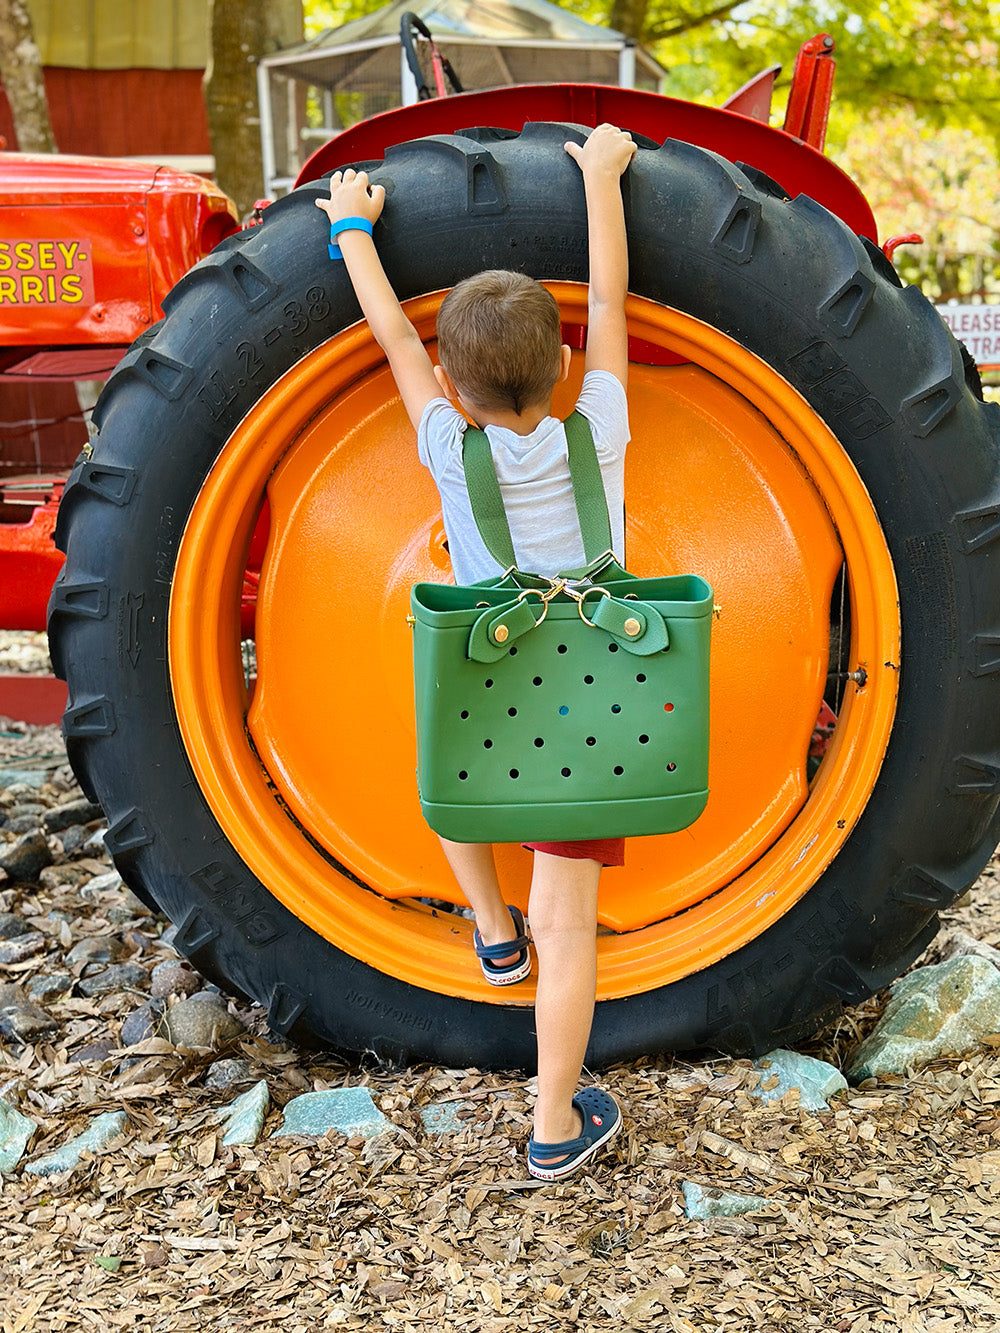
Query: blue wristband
[[328, 216, 374, 260]]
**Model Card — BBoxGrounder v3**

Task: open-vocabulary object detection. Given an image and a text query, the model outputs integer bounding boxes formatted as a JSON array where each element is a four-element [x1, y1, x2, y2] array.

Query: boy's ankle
[[533, 1102, 582, 1144], [475, 906, 516, 944]]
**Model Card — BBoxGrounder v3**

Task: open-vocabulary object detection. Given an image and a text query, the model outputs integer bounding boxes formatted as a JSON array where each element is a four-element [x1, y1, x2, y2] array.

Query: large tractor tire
[[48, 124, 1000, 1068]]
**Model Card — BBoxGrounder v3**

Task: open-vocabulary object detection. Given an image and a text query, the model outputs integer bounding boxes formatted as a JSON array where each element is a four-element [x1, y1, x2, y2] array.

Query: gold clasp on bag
[[515, 587, 550, 627], [572, 585, 611, 627]]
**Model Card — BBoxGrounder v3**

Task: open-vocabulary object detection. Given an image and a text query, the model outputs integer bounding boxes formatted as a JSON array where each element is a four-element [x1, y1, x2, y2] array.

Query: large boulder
[[846, 956, 1000, 1081]]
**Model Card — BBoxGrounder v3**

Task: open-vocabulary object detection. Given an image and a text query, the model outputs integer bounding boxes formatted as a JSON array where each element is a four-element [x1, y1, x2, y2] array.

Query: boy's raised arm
[[564, 125, 636, 389], [315, 170, 441, 430]]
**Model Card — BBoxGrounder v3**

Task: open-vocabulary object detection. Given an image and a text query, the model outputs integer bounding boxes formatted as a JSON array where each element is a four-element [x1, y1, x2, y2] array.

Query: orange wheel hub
[[169, 287, 900, 1002]]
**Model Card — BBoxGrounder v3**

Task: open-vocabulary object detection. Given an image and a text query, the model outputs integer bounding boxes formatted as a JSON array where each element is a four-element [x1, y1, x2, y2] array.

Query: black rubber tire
[[47, 123, 1000, 1068]]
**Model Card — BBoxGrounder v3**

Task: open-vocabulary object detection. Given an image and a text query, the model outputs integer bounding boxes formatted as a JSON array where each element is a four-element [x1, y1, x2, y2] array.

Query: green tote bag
[[410, 411, 713, 843]]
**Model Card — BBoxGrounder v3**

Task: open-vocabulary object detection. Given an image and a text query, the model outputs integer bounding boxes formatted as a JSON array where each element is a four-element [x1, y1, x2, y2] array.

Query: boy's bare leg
[[528, 851, 602, 1163], [438, 837, 521, 966]]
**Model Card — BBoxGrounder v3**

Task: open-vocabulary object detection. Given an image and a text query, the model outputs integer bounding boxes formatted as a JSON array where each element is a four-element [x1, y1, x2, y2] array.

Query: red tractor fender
[[297, 82, 877, 242]]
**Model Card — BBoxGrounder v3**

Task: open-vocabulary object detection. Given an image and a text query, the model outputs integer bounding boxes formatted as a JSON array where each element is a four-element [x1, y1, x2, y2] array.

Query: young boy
[[316, 123, 636, 1180]]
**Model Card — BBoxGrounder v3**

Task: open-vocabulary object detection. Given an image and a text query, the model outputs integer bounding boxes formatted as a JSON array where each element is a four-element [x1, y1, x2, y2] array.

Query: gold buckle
[[576, 586, 611, 627], [515, 587, 550, 626]]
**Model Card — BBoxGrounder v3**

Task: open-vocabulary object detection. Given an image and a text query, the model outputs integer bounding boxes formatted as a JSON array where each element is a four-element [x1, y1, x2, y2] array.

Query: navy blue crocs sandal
[[473, 905, 531, 986], [527, 1087, 623, 1181]]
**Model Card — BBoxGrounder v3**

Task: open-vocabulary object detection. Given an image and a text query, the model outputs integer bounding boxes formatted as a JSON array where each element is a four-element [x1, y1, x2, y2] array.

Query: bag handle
[[461, 410, 614, 569]]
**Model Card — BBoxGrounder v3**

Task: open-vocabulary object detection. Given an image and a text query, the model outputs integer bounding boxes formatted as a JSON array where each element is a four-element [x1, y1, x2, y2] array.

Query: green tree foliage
[[307, 0, 998, 143], [838, 110, 998, 299], [302, 0, 998, 300]]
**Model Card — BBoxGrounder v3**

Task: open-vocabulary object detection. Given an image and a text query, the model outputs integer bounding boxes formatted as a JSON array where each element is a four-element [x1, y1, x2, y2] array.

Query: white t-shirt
[[416, 370, 629, 585]]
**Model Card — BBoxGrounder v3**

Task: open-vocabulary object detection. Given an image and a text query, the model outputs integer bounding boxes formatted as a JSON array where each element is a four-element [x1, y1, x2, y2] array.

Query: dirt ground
[[1, 703, 999, 1333]]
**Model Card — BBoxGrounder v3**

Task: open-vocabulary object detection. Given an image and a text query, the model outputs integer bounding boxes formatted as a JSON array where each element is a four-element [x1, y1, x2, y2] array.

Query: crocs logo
[[591, 1114, 603, 1126]]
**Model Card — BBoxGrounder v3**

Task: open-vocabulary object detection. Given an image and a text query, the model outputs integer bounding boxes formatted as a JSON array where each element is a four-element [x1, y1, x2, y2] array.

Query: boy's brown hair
[[436, 270, 562, 414]]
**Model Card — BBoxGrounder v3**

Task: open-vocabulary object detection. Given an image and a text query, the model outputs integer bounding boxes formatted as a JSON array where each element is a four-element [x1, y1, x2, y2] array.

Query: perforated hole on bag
[[558, 705, 570, 716], [586, 736, 597, 746], [666, 762, 677, 771], [557, 644, 568, 654], [664, 702, 674, 711], [509, 768, 519, 779], [508, 707, 517, 717], [636, 673, 646, 683], [485, 678, 494, 689], [611, 704, 622, 714], [613, 765, 624, 776], [608, 643, 619, 653], [460, 710, 470, 719], [459, 770, 468, 780], [584, 674, 594, 684], [532, 675, 543, 686], [534, 737, 545, 747], [561, 767, 572, 778], [639, 734, 650, 744], [483, 739, 493, 749]]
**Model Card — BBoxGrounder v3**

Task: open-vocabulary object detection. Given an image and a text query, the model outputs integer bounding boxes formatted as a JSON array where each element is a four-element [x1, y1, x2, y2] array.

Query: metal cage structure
[[257, 0, 666, 195]]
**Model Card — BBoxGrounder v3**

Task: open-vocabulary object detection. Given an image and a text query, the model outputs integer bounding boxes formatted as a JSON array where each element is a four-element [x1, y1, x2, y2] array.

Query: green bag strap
[[461, 426, 516, 569], [563, 410, 613, 563], [461, 411, 614, 570]]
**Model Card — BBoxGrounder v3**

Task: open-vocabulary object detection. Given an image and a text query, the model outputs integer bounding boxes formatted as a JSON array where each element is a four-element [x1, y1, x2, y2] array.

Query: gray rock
[[69, 1039, 116, 1064], [76, 962, 148, 998], [0, 1097, 37, 1173], [750, 1049, 848, 1111], [205, 1057, 254, 1090], [59, 825, 88, 855], [0, 933, 46, 965], [24, 1110, 128, 1176], [43, 799, 103, 833], [106, 906, 137, 925], [0, 830, 52, 881], [217, 1080, 270, 1146], [0, 912, 32, 940], [26, 972, 73, 1000], [271, 1087, 391, 1141], [0, 992, 57, 1043], [846, 955, 1000, 1082], [0, 768, 48, 790], [2, 784, 39, 800], [150, 960, 202, 999], [120, 1001, 164, 1046], [66, 935, 127, 967], [161, 994, 244, 1048], [682, 1181, 769, 1219], [937, 929, 1000, 970], [3, 815, 46, 835], [419, 1100, 472, 1134]]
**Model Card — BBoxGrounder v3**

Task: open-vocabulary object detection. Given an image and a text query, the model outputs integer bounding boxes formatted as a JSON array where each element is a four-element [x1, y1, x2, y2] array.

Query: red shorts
[[522, 838, 625, 867]]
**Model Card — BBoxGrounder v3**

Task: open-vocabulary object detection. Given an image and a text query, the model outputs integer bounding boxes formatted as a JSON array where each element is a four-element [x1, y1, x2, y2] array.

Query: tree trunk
[[204, 0, 303, 219], [0, 0, 57, 152]]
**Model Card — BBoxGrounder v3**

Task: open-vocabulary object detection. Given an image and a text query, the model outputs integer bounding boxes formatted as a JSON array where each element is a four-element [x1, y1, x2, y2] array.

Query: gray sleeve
[[574, 370, 631, 463], [417, 397, 468, 477]]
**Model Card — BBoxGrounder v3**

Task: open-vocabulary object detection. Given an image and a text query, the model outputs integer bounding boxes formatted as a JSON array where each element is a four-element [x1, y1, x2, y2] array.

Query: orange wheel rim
[[169, 287, 900, 1003]]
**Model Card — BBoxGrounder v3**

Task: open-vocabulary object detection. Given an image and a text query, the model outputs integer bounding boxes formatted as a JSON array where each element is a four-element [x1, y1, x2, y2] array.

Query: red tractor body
[[0, 155, 237, 648]]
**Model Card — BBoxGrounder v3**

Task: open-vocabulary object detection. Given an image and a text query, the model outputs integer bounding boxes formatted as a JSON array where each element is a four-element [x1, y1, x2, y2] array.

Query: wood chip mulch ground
[[1, 720, 999, 1332]]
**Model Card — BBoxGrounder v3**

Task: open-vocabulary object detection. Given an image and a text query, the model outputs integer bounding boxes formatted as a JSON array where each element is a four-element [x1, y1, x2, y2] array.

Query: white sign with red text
[[936, 303, 1000, 371]]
